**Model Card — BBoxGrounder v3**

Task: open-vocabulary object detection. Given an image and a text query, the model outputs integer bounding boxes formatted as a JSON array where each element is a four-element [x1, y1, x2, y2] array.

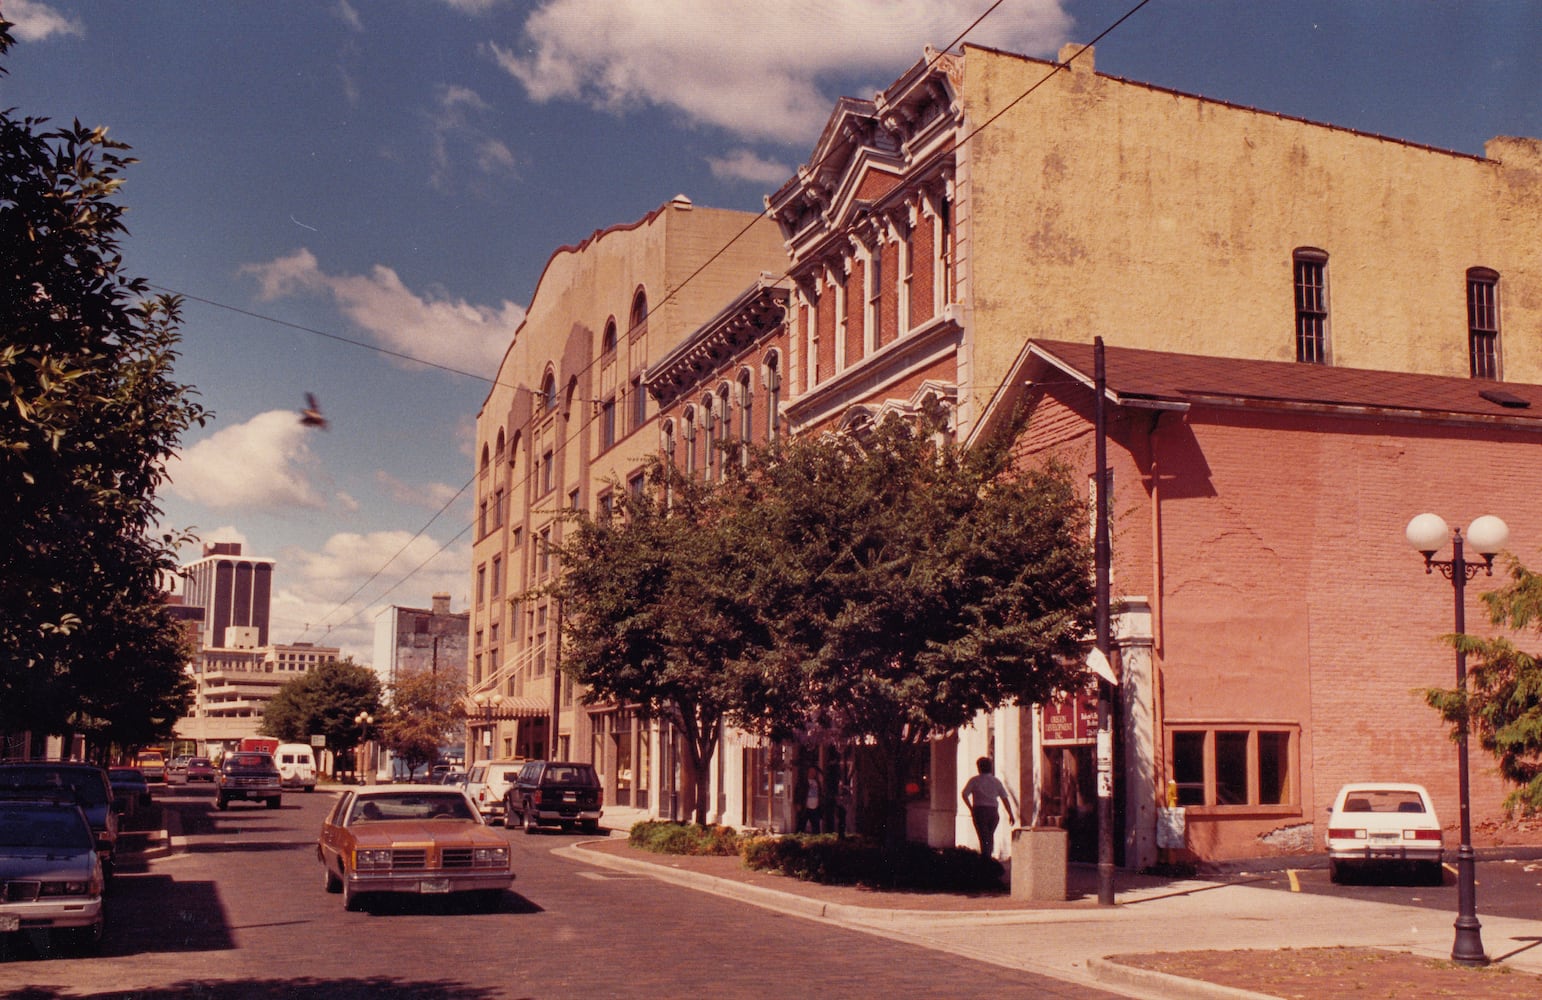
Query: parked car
[[438, 770, 467, 788], [275, 744, 317, 792], [463, 759, 525, 825], [0, 762, 118, 876], [215, 752, 282, 810], [315, 785, 513, 911], [0, 792, 105, 952], [505, 760, 603, 834], [1325, 781, 1444, 885], [184, 757, 216, 783], [107, 767, 153, 817]]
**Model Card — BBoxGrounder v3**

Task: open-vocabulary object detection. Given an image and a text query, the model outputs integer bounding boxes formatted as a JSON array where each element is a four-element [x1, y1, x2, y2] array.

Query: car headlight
[[354, 848, 393, 869], [473, 847, 509, 865], [38, 879, 98, 897]]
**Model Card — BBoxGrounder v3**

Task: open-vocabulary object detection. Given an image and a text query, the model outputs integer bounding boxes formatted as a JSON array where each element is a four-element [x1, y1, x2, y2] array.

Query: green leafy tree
[[744, 411, 1096, 845], [551, 460, 775, 825], [379, 667, 465, 779], [1426, 558, 1542, 816], [260, 658, 381, 767], [0, 21, 208, 754]]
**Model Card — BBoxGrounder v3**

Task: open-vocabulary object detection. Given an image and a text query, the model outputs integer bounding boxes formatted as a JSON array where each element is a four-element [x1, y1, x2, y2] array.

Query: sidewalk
[[561, 836, 1542, 999]]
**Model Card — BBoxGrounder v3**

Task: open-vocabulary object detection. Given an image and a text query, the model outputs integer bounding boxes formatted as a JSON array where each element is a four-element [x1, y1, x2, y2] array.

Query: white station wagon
[[1325, 782, 1444, 885]]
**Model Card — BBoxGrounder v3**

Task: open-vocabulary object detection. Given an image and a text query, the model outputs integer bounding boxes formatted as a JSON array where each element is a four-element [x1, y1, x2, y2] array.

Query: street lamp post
[[353, 711, 375, 785], [1405, 512, 1509, 968], [471, 692, 506, 763]]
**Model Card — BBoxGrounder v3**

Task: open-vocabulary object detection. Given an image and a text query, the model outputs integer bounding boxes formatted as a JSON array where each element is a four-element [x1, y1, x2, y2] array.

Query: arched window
[[736, 369, 753, 446], [540, 369, 558, 413], [601, 318, 617, 357], [715, 383, 732, 479], [681, 406, 697, 477], [480, 444, 490, 472], [762, 350, 782, 440], [700, 394, 717, 480], [494, 429, 505, 462], [630, 288, 648, 334]]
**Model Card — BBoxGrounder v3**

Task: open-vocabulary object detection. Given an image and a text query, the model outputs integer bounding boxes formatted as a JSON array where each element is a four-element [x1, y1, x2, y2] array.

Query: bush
[[628, 820, 742, 856], [741, 833, 1005, 892]]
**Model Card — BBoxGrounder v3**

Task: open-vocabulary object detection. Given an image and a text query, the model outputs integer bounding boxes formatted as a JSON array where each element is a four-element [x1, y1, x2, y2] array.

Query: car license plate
[[420, 879, 450, 894], [563, 792, 577, 802]]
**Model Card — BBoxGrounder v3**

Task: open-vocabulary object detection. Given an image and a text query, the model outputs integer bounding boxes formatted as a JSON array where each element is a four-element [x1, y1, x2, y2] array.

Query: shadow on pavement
[[347, 889, 542, 917]]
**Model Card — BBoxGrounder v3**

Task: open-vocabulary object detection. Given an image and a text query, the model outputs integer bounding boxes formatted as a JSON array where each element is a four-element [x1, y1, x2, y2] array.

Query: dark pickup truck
[[504, 760, 602, 834], [215, 752, 282, 810]]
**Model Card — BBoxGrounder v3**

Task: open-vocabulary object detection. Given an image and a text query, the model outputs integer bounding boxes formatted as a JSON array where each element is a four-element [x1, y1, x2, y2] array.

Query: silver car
[[0, 795, 105, 953]]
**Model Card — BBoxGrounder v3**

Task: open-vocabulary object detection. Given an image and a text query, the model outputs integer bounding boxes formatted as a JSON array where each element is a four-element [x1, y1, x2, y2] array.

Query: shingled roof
[[1022, 339, 1542, 429]]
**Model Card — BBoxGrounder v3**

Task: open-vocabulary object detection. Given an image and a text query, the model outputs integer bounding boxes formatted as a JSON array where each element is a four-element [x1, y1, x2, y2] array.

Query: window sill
[[1182, 804, 1303, 820]]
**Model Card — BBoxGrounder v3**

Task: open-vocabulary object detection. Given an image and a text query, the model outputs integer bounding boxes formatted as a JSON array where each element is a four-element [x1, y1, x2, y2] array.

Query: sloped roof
[[1025, 339, 1542, 428]]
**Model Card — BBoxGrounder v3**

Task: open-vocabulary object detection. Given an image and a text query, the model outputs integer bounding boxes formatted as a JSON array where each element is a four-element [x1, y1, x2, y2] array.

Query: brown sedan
[[316, 785, 514, 911]]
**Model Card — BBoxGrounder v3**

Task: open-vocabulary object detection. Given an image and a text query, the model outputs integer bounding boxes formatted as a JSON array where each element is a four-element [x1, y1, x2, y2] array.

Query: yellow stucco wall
[[958, 45, 1542, 409]]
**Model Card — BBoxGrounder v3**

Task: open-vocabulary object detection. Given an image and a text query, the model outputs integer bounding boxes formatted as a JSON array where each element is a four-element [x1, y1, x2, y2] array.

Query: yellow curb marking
[[1287, 869, 1301, 892]]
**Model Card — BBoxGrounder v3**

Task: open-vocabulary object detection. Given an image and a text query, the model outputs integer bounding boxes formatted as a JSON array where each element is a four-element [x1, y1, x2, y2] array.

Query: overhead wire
[[159, 0, 1154, 643]]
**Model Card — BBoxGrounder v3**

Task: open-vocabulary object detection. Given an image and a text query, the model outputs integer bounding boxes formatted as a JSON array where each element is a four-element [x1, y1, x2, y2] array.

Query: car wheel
[[265, 797, 281, 809], [1423, 861, 1445, 886], [1329, 859, 1345, 884], [343, 879, 364, 912], [580, 819, 601, 835], [323, 860, 342, 893], [59, 921, 103, 956], [523, 803, 539, 835]]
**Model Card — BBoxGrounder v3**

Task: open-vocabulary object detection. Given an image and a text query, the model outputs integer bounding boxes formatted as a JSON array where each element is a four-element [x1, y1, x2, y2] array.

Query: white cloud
[[5, 0, 83, 41], [490, 0, 1073, 144], [270, 530, 472, 662], [440, 0, 502, 13], [241, 248, 523, 375], [165, 410, 327, 511], [428, 83, 519, 193], [334, 0, 363, 32], [707, 148, 795, 186], [376, 470, 465, 512]]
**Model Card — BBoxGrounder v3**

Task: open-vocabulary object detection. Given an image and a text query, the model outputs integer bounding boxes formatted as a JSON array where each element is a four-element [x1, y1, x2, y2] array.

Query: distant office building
[[180, 542, 273, 649]]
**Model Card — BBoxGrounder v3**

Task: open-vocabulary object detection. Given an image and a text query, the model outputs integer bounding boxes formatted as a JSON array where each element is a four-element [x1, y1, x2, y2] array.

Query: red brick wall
[[844, 260, 865, 368], [1016, 386, 1539, 859], [910, 219, 935, 326]]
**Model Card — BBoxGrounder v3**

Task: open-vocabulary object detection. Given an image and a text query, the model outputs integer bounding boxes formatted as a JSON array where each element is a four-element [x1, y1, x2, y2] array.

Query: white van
[[464, 759, 524, 824], [275, 744, 317, 791]]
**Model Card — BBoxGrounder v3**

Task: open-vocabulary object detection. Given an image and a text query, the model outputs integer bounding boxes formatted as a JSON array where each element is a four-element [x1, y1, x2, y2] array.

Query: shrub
[[628, 820, 742, 856], [741, 834, 1005, 892]]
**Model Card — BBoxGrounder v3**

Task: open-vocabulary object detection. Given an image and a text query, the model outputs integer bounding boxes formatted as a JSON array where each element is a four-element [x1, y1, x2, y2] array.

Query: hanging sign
[[1041, 688, 1099, 746]]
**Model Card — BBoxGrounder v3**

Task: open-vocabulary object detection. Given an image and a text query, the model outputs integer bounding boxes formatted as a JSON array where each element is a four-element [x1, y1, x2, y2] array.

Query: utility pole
[[1094, 336, 1115, 906]]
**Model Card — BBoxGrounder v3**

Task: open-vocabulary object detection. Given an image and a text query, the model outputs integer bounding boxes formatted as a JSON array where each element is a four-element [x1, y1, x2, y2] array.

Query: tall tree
[[260, 659, 382, 768], [0, 21, 208, 752], [379, 667, 465, 780], [745, 411, 1096, 844], [551, 461, 774, 825], [1426, 558, 1542, 816]]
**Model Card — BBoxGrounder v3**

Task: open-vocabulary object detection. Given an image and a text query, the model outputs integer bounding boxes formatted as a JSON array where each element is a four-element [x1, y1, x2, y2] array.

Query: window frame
[[1467, 267, 1500, 380], [1165, 723, 1300, 815], [1293, 248, 1329, 364]]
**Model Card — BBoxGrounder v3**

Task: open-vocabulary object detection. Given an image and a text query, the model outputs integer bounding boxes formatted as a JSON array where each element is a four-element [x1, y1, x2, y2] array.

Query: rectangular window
[[1294, 252, 1328, 363], [475, 565, 486, 607], [1167, 725, 1298, 809], [1468, 270, 1499, 379], [869, 240, 884, 346], [540, 449, 554, 494], [627, 471, 645, 500], [538, 528, 551, 578], [600, 398, 617, 449], [631, 377, 647, 431], [490, 556, 501, 598], [493, 489, 504, 528], [478, 501, 488, 538]]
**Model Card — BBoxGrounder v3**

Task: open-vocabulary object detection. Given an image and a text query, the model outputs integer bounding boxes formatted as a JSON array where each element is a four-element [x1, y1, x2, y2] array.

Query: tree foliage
[[552, 460, 774, 825], [0, 22, 208, 753], [553, 409, 1095, 839], [743, 411, 1095, 842], [260, 658, 382, 763], [379, 667, 465, 779], [1426, 557, 1542, 816]]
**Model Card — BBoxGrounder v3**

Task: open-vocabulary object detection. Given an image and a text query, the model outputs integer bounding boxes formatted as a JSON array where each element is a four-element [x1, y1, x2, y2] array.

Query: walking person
[[797, 766, 823, 834], [960, 756, 1015, 856]]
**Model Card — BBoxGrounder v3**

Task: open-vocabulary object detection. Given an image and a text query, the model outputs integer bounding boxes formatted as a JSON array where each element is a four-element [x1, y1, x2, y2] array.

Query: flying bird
[[299, 393, 329, 430]]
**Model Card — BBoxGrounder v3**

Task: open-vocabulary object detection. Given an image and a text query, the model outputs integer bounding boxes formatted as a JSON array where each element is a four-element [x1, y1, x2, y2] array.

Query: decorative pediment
[[645, 278, 790, 408]]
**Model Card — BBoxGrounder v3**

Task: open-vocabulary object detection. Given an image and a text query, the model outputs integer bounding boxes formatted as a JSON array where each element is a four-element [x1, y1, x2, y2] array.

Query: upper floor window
[[681, 406, 697, 476], [494, 429, 505, 462], [601, 318, 617, 358], [1467, 267, 1500, 380], [630, 289, 648, 334], [540, 370, 558, 413], [869, 238, 884, 346], [763, 351, 781, 441], [1293, 248, 1329, 364], [600, 397, 617, 450], [736, 370, 753, 446], [540, 448, 554, 494], [631, 376, 647, 431], [490, 557, 501, 597]]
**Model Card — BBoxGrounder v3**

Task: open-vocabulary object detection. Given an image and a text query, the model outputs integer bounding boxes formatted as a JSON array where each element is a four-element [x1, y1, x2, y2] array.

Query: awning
[[465, 695, 550, 721]]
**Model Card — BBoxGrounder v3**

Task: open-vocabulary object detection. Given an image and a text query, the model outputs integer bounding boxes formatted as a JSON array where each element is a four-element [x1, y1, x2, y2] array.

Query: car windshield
[[226, 755, 271, 769], [0, 806, 94, 850], [189, 758, 210, 767], [349, 794, 474, 823], [546, 765, 594, 783], [0, 767, 109, 807]]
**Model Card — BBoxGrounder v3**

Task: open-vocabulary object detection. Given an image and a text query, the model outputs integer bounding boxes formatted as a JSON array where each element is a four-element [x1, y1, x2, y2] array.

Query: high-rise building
[[180, 542, 274, 649]]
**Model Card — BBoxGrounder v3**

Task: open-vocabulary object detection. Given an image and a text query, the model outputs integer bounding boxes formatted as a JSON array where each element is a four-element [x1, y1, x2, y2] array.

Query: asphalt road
[[0, 783, 1129, 999], [1232, 854, 1542, 919]]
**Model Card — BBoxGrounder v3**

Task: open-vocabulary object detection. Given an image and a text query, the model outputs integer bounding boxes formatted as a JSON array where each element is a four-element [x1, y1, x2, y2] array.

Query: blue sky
[[4, 0, 1539, 663]]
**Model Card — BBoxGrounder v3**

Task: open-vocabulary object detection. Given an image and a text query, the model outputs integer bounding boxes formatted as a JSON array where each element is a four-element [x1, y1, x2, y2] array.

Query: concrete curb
[[1086, 958, 1278, 1000]]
